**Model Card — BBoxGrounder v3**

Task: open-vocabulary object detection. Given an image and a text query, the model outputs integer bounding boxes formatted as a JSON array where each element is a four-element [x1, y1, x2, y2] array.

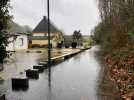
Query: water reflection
[[1, 46, 101, 100], [47, 82, 52, 100], [48, 66, 52, 100], [48, 70, 51, 88]]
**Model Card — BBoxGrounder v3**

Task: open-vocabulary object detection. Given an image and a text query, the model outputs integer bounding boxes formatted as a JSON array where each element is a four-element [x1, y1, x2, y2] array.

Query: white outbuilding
[[6, 33, 28, 51]]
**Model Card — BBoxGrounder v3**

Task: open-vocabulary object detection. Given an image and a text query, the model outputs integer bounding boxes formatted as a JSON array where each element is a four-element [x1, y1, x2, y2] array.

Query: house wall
[[33, 33, 46, 36], [32, 40, 58, 47], [15, 35, 28, 50], [6, 35, 28, 51], [33, 32, 59, 37], [51, 41, 57, 47], [32, 32, 61, 47], [32, 40, 48, 45]]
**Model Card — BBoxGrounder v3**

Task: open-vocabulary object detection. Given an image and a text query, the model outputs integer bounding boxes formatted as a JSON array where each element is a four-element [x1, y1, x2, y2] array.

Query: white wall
[[33, 33, 57, 37], [33, 33, 45, 36], [14, 35, 28, 50], [6, 34, 28, 51]]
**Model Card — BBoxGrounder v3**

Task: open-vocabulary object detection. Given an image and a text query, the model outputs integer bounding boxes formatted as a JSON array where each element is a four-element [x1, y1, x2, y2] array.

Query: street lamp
[[47, 0, 51, 86]]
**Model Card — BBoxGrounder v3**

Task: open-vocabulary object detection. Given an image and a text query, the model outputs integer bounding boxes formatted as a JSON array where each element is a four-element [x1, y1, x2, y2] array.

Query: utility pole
[[47, 0, 51, 87]]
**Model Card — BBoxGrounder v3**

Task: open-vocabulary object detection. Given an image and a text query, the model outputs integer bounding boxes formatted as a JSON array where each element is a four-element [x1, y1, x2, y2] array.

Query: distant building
[[6, 33, 28, 51], [32, 16, 63, 47]]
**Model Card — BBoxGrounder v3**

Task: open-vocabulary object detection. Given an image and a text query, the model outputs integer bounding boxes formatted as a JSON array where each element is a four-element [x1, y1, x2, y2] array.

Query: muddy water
[[1, 46, 101, 100]]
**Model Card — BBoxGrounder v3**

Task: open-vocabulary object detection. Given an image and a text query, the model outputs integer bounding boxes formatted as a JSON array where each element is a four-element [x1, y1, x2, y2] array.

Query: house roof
[[6, 33, 28, 38], [32, 16, 61, 33], [8, 20, 26, 33]]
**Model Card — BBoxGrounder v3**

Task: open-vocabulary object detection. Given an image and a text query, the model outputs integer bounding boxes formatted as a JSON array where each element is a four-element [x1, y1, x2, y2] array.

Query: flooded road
[[1, 46, 101, 100]]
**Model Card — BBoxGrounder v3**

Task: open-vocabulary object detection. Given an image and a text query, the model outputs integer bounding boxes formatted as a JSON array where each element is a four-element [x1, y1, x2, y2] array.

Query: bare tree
[[96, 0, 134, 50]]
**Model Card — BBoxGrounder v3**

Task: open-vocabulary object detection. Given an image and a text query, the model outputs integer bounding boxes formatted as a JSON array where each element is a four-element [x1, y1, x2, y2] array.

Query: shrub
[[71, 42, 77, 48]]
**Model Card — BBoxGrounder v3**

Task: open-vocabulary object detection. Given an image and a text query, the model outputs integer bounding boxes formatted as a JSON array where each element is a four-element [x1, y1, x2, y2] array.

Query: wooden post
[[33, 65, 45, 72], [26, 69, 39, 79], [12, 77, 29, 90]]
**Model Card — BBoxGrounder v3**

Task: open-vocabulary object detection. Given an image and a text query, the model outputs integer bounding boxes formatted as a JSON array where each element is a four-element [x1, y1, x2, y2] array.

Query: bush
[[57, 43, 62, 48], [71, 42, 77, 48], [0, 0, 11, 64], [65, 45, 70, 48]]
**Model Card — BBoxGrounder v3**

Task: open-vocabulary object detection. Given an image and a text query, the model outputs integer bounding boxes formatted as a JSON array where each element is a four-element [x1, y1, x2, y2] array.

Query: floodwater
[[0, 46, 101, 100]]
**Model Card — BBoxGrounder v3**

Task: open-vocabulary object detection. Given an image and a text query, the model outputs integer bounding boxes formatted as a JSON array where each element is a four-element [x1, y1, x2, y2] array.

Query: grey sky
[[10, 0, 100, 35]]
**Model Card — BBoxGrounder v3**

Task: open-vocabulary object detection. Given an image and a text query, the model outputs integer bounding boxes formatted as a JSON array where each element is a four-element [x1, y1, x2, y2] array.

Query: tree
[[72, 30, 83, 47], [91, 22, 104, 44], [23, 25, 32, 34], [95, 0, 134, 51], [0, 0, 11, 70], [52, 32, 64, 48]]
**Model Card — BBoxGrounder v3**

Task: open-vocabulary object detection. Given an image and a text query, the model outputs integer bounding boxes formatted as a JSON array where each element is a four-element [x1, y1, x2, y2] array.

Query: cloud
[[10, 0, 100, 35]]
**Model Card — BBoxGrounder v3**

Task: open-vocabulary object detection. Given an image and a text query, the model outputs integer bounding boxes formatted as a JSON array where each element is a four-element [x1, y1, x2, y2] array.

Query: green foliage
[[23, 25, 32, 34], [83, 42, 91, 48], [0, 0, 11, 63], [92, 22, 104, 44], [82, 36, 93, 48]]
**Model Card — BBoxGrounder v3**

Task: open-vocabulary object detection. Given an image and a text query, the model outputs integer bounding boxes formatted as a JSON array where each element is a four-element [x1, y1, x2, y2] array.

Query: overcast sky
[[10, 0, 100, 35]]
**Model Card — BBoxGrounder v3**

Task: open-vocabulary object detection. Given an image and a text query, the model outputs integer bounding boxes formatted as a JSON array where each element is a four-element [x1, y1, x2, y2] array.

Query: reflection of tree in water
[[0, 79, 7, 97]]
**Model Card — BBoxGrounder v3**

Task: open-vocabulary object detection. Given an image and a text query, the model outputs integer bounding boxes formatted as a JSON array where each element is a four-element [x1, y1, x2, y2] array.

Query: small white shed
[[6, 33, 28, 51]]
